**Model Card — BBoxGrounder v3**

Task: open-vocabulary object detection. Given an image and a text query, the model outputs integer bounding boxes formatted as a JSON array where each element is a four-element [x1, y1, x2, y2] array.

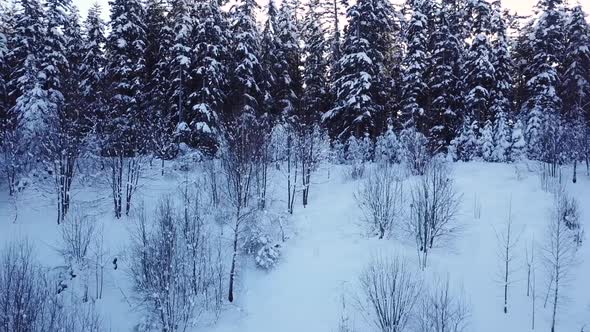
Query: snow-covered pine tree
[[301, 0, 329, 126], [509, 118, 526, 162], [43, 3, 86, 223], [102, 0, 146, 218], [298, 0, 331, 207], [0, 4, 9, 130], [512, 19, 535, 113], [275, 1, 303, 122], [561, 5, 590, 120], [7, 0, 50, 164], [479, 119, 494, 161], [80, 3, 106, 125], [144, 0, 176, 161], [189, 0, 230, 154], [492, 110, 510, 162], [323, 0, 397, 140], [169, 0, 193, 140], [427, 0, 463, 150], [453, 117, 479, 161], [260, 0, 281, 118], [522, 0, 566, 161], [489, 1, 514, 163], [463, 0, 495, 126], [225, 0, 265, 122], [102, 0, 146, 157], [560, 5, 590, 168], [400, 0, 429, 134], [375, 123, 400, 164]]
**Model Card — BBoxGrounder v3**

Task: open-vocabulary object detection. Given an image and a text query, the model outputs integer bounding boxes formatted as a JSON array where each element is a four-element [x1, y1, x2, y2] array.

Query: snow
[[1, 162, 590, 331]]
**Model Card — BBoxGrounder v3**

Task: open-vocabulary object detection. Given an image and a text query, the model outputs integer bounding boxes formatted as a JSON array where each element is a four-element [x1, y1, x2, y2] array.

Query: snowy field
[[1, 160, 589, 332]]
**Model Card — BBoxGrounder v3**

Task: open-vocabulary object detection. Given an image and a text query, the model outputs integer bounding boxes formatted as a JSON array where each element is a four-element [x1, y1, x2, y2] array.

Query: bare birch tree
[[355, 165, 404, 239], [415, 278, 470, 332], [543, 192, 577, 332], [408, 160, 461, 269], [357, 254, 421, 332], [494, 201, 521, 314]]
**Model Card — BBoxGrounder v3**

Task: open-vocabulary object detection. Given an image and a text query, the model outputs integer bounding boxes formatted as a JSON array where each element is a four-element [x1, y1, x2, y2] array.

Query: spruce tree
[[560, 5, 590, 168], [301, 0, 330, 126], [479, 119, 494, 161], [324, 0, 397, 140], [226, 0, 265, 122], [427, 1, 463, 149], [400, 0, 429, 134], [102, 0, 146, 156], [189, 0, 230, 153], [260, 0, 281, 118], [102, 0, 146, 218], [275, 1, 303, 122], [80, 3, 106, 127], [463, 0, 495, 125], [0, 5, 9, 129], [169, 0, 193, 138], [522, 0, 567, 160], [561, 5, 590, 123], [144, 0, 176, 159], [8, 0, 48, 151]]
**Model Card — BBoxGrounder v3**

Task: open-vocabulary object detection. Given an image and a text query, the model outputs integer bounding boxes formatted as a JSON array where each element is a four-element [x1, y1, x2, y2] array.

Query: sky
[[73, 0, 590, 20]]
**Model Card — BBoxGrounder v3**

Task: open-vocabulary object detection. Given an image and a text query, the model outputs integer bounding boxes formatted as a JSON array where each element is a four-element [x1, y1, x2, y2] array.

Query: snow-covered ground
[[1, 161, 589, 331]]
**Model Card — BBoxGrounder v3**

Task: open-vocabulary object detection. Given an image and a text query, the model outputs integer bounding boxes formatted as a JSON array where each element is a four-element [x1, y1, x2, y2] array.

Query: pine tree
[[492, 110, 510, 162], [479, 119, 494, 161], [168, 0, 193, 139], [509, 119, 526, 161], [226, 0, 265, 122], [189, 0, 230, 153], [560, 5, 590, 167], [80, 2, 106, 119], [102, 0, 146, 157], [144, 0, 176, 159], [490, 1, 514, 119], [463, 0, 495, 125], [260, 0, 281, 118], [0, 5, 9, 129], [427, 1, 463, 150], [275, 1, 303, 122], [45, 4, 86, 223], [561, 5, 590, 124], [522, 0, 567, 160], [301, 0, 329, 126], [453, 117, 478, 161], [7, 0, 46, 113], [400, 0, 429, 134], [102, 0, 146, 218], [8, 0, 48, 149], [324, 0, 397, 140]]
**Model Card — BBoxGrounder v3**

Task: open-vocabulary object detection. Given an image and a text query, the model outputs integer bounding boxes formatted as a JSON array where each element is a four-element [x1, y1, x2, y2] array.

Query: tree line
[[0, 0, 589, 218]]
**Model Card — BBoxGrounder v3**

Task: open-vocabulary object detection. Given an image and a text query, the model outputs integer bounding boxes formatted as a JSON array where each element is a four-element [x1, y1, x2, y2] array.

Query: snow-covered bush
[[375, 126, 400, 165], [256, 242, 282, 270], [245, 231, 282, 270], [556, 191, 584, 247], [355, 165, 404, 239]]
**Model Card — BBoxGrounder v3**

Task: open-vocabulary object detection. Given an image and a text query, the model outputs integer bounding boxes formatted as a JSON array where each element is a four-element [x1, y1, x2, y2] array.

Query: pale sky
[[73, 0, 589, 20]]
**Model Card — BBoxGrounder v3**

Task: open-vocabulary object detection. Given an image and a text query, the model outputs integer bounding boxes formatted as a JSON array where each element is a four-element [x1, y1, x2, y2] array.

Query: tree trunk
[[228, 216, 240, 303]]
